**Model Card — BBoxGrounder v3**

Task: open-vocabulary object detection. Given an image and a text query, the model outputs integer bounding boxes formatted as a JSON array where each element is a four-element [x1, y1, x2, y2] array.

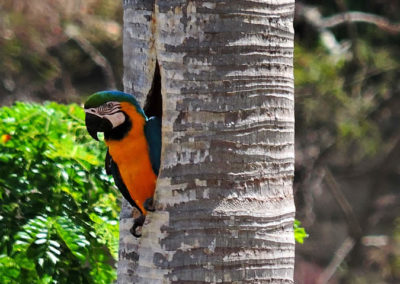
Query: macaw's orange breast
[[105, 102, 156, 214]]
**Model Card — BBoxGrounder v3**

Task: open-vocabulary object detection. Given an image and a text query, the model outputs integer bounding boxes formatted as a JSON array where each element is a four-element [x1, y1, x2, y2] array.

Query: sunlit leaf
[[294, 220, 309, 244], [54, 216, 89, 262]]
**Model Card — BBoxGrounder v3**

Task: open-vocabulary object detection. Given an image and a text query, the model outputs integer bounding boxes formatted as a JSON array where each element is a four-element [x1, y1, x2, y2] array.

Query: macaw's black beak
[[85, 113, 113, 141]]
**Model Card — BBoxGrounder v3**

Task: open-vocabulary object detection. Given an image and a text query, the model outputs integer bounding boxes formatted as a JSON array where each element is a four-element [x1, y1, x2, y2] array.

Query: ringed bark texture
[[119, 0, 295, 283]]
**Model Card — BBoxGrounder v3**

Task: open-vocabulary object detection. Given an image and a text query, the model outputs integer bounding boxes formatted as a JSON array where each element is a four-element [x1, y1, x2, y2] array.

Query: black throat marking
[[104, 112, 132, 141]]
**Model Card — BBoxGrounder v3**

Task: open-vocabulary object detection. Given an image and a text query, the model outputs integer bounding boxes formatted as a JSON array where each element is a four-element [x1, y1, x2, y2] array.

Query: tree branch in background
[[297, 2, 400, 33], [64, 24, 116, 89], [322, 11, 400, 33], [317, 237, 355, 284], [315, 168, 362, 283], [323, 168, 362, 239], [296, 3, 400, 55], [296, 3, 345, 55]]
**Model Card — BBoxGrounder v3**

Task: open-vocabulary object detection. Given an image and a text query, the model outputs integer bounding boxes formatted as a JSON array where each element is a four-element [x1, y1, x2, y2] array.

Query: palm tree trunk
[[119, 0, 295, 283]]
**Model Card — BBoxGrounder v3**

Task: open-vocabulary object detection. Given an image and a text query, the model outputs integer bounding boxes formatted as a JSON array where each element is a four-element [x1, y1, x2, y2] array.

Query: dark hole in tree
[[143, 61, 162, 119]]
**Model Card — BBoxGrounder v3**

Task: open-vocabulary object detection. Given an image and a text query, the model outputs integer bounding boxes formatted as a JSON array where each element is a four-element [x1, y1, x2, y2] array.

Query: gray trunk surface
[[118, 0, 295, 283]]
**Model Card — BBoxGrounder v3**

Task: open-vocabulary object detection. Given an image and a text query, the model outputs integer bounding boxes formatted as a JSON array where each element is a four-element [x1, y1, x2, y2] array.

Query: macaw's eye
[[99, 103, 111, 113]]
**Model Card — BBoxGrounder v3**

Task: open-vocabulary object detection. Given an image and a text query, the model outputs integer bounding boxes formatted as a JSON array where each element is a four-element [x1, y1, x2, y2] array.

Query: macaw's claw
[[130, 215, 145, 238], [130, 225, 142, 238], [144, 197, 155, 212]]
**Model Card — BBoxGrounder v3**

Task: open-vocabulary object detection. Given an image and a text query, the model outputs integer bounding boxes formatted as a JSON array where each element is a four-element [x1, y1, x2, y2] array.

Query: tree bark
[[119, 0, 295, 283]]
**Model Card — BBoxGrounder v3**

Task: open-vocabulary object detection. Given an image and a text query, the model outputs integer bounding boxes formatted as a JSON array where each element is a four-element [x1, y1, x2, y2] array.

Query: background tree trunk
[[119, 0, 295, 283]]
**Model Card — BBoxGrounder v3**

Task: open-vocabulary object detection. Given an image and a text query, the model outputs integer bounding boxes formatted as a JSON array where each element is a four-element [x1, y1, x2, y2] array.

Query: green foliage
[[294, 41, 390, 161], [0, 102, 119, 283], [294, 220, 308, 244]]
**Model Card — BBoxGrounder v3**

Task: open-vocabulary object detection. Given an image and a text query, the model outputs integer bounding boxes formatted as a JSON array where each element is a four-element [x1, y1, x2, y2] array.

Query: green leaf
[[54, 216, 89, 262], [0, 254, 21, 282], [45, 251, 59, 265], [294, 219, 309, 244]]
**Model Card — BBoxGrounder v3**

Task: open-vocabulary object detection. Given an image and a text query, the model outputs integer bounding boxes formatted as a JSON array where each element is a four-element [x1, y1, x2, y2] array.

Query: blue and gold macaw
[[84, 90, 161, 237]]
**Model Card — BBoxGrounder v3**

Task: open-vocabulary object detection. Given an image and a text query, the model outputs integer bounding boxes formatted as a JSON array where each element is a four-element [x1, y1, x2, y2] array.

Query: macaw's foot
[[130, 215, 145, 238], [144, 197, 155, 212]]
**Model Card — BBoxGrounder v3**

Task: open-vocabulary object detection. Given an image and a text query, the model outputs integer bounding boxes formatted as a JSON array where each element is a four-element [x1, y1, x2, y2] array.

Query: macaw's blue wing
[[106, 148, 142, 213], [144, 116, 161, 176]]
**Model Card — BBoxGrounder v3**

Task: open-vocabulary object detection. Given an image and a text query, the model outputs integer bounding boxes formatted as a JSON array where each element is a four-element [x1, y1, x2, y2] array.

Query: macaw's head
[[84, 90, 147, 141]]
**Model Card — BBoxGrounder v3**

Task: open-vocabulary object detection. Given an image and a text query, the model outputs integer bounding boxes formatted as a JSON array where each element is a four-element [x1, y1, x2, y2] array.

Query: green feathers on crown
[[84, 90, 147, 118]]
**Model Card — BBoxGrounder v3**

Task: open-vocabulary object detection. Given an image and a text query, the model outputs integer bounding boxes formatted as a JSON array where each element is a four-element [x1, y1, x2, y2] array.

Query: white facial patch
[[104, 112, 125, 128], [85, 101, 125, 128], [85, 108, 100, 116]]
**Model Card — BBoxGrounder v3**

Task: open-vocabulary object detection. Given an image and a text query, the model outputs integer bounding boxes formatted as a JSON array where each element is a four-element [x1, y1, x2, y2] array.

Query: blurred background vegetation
[[0, 0, 122, 105], [1, 0, 400, 283]]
